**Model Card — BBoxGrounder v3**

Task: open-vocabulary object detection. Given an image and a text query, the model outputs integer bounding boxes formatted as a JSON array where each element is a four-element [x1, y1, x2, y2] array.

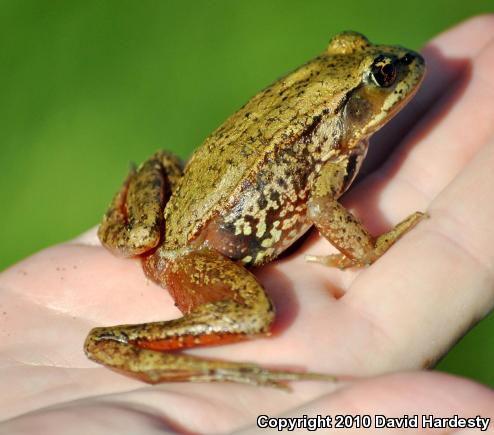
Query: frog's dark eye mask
[[370, 52, 418, 88]]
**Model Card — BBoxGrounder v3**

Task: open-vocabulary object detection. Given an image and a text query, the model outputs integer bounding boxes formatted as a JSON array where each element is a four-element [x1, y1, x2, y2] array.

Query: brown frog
[[84, 32, 426, 388]]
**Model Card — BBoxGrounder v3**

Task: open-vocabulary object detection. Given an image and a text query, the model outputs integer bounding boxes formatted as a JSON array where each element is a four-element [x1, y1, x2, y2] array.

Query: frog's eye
[[370, 55, 397, 88]]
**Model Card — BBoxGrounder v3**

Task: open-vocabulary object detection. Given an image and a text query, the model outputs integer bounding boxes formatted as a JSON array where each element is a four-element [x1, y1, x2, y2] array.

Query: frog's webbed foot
[[98, 151, 182, 257], [85, 249, 335, 388], [306, 161, 427, 268], [84, 338, 335, 389]]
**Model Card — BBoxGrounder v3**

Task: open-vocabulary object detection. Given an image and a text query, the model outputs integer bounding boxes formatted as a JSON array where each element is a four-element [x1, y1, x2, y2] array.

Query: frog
[[84, 31, 426, 388]]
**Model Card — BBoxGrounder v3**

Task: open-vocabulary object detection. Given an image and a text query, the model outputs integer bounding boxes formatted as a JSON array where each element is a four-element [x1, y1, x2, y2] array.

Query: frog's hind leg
[[98, 151, 182, 257], [84, 249, 333, 388]]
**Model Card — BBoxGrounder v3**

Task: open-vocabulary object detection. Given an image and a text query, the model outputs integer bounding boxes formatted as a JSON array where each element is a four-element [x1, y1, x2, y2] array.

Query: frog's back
[[163, 48, 365, 250]]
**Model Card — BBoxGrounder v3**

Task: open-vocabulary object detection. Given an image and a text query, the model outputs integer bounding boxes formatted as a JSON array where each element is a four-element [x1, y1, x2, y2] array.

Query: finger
[[238, 372, 494, 434], [363, 14, 494, 176], [345, 138, 494, 371], [0, 400, 177, 435], [350, 15, 494, 233], [394, 32, 494, 201]]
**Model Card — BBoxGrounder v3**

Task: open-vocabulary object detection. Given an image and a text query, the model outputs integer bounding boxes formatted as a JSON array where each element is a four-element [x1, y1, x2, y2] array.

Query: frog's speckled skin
[[88, 32, 426, 387]]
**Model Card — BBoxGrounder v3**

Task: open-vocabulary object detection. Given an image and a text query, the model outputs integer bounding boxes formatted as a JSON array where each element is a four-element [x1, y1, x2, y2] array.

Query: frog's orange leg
[[306, 161, 426, 269], [98, 151, 182, 257], [84, 249, 333, 387]]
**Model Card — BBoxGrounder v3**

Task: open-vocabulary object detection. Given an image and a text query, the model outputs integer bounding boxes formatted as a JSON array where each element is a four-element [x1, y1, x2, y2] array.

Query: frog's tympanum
[[85, 32, 425, 387]]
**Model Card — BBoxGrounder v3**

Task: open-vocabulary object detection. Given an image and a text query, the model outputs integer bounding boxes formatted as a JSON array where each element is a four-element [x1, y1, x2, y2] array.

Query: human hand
[[1, 15, 493, 434]]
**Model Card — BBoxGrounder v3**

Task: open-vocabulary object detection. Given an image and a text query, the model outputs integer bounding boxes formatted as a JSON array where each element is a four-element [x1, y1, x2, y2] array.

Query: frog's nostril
[[402, 52, 416, 65]]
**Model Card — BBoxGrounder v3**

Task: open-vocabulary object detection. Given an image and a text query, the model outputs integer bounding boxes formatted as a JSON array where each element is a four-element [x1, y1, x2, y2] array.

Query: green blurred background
[[1, 1, 492, 385]]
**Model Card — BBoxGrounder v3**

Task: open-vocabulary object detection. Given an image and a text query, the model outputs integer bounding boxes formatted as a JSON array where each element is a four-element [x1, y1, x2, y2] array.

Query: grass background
[[1, 1, 492, 386]]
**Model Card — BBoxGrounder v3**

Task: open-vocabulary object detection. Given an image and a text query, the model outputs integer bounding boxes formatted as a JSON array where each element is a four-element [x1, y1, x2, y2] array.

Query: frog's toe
[[216, 365, 337, 390], [305, 253, 357, 269]]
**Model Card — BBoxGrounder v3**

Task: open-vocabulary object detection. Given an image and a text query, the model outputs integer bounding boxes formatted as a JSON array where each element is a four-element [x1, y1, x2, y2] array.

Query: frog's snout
[[401, 51, 422, 66], [401, 51, 425, 76]]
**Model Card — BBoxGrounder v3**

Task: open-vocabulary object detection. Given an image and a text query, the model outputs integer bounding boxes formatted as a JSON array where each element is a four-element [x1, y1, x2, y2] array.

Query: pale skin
[[1, 15, 494, 434]]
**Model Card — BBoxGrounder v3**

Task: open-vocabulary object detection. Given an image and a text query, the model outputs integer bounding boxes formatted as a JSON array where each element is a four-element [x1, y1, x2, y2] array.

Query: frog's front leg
[[85, 249, 331, 387], [98, 151, 182, 257], [306, 160, 426, 269]]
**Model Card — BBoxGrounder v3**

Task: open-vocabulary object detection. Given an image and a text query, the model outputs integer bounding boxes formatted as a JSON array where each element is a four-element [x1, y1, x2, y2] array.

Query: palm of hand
[[1, 16, 494, 434]]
